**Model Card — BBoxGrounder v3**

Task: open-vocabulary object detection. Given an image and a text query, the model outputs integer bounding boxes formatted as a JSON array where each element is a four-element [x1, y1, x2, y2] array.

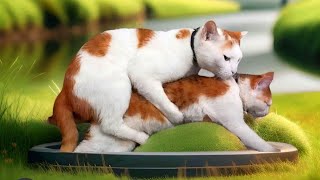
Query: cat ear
[[257, 72, 274, 89], [201, 20, 219, 41], [198, 69, 215, 77], [241, 31, 248, 37]]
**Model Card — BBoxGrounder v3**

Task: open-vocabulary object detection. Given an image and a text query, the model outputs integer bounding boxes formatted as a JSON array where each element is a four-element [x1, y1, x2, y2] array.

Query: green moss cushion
[[135, 113, 310, 155], [135, 122, 245, 152], [251, 113, 311, 155]]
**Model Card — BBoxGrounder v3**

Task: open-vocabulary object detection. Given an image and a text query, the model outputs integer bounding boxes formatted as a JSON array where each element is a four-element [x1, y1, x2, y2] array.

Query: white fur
[[195, 27, 243, 79], [238, 78, 271, 118], [75, 77, 277, 153], [74, 23, 244, 146]]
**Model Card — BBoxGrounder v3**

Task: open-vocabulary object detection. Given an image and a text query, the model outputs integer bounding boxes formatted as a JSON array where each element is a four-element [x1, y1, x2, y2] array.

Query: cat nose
[[265, 100, 272, 106]]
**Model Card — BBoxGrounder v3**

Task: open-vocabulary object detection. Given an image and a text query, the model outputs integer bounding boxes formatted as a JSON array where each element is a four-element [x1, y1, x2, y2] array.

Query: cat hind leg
[[130, 76, 184, 124], [75, 125, 136, 153], [79, 72, 149, 145]]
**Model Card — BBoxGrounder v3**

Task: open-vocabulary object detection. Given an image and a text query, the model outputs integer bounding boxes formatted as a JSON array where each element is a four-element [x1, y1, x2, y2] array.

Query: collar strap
[[191, 27, 200, 65], [233, 73, 239, 84]]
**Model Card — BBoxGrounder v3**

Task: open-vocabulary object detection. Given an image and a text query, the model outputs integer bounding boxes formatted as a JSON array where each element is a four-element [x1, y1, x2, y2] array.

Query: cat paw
[[166, 110, 184, 125], [136, 133, 149, 145], [260, 144, 281, 152]]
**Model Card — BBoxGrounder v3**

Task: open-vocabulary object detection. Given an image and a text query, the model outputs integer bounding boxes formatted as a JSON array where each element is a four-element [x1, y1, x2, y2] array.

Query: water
[[1, 9, 319, 101]]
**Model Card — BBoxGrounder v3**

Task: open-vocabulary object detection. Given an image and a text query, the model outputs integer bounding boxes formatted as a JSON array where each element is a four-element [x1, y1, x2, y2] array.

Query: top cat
[[50, 20, 247, 152]]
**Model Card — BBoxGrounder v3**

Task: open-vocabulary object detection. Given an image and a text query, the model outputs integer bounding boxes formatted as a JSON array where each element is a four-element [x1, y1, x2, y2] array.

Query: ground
[[1, 3, 320, 180], [1, 92, 319, 179]]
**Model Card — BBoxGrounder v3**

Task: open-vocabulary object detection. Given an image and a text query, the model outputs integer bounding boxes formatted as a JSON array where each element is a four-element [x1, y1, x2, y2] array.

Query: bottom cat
[[74, 72, 277, 153]]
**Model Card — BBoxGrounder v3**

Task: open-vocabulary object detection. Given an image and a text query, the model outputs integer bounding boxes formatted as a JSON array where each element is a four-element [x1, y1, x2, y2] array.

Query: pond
[[1, 9, 319, 117]]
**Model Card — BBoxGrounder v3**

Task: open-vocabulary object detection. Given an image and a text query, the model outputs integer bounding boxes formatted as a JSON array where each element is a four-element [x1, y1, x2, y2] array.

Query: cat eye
[[224, 55, 231, 61]]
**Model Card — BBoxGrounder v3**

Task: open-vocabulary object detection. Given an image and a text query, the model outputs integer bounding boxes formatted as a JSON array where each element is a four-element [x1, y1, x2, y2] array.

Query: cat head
[[195, 20, 247, 80], [236, 72, 274, 118]]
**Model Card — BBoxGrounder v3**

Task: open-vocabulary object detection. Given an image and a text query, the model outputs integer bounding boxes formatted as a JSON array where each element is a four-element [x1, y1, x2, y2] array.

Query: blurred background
[[0, 0, 319, 119], [1, 1, 320, 178]]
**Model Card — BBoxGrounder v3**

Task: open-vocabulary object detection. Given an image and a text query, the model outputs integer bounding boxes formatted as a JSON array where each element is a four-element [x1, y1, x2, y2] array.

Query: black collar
[[233, 73, 239, 84], [191, 27, 200, 65]]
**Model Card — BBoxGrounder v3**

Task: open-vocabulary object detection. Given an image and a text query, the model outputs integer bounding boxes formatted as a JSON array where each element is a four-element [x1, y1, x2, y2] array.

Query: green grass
[[0, 61, 60, 165], [144, 0, 239, 18], [1, 164, 119, 180], [273, 0, 320, 73], [0, 60, 319, 178]]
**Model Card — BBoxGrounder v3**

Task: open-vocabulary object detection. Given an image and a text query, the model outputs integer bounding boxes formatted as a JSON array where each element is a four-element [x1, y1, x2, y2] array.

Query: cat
[[74, 72, 277, 153], [49, 20, 247, 152]]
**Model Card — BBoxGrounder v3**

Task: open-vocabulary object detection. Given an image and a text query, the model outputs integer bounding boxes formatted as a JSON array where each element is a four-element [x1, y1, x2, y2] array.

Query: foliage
[[103, 0, 144, 18], [22, 0, 44, 27], [144, 0, 239, 18], [1, 0, 43, 30], [0, 0, 241, 31], [273, 0, 320, 71], [2, 0, 29, 30], [0, 4, 13, 31], [34, 0, 69, 27], [64, 0, 100, 25], [93, 0, 114, 19]]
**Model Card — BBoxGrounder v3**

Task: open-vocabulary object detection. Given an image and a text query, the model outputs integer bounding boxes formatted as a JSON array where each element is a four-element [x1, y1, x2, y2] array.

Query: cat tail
[[49, 90, 78, 152]]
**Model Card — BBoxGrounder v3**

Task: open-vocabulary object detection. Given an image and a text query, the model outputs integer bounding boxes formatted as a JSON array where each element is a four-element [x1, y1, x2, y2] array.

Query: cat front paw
[[259, 144, 281, 152], [166, 110, 184, 125], [136, 133, 149, 145]]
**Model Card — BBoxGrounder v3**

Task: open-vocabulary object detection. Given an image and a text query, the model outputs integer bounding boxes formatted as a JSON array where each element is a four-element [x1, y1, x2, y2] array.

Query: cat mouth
[[248, 110, 268, 118], [253, 112, 267, 118], [244, 107, 269, 118]]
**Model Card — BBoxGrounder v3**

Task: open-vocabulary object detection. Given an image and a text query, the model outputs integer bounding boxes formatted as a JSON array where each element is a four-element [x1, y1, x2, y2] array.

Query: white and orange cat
[[49, 20, 247, 152], [74, 72, 277, 153]]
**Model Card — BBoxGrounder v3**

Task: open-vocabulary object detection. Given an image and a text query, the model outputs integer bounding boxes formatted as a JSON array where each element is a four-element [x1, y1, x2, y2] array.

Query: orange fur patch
[[176, 29, 191, 39], [223, 30, 241, 45], [260, 87, 272, 103], [64, 56, 97, 124], [240, 74, 272, 103], [164, 76, 230, 109], [82, 33, 111, 57], [223, 40, 233, 49], [239, 74, 262, 90], [137, 28, 155, 48], [125, 76, 229, 122], [84, 132, 91, 140], [51, 56, 97, 152], [125, 90, 166, 123], [52, 91, 78, 152]]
